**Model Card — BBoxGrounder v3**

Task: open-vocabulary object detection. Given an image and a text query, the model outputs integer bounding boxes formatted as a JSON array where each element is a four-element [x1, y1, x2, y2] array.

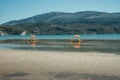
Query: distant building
[[0, 31, 8, 36], [21, 31, 27, 35]]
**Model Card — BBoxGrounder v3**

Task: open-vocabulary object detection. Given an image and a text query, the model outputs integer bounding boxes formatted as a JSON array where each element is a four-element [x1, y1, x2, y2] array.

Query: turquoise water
[[0, 34, 120, 40]]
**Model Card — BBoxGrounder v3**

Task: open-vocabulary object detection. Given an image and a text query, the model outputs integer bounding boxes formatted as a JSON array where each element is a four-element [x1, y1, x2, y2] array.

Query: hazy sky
[[0, 0, 120, 24]]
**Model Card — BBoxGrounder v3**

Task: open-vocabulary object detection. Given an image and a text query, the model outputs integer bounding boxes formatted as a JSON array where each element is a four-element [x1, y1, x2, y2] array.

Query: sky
[[0, 0, 120, 24]]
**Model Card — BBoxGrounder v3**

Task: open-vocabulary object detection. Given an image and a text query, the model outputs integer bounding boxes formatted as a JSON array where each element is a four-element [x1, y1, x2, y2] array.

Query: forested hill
[[0, 11, 120, 35]]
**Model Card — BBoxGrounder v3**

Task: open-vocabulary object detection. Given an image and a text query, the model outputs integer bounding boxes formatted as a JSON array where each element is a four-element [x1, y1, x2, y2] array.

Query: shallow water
[[0, 40, 120, 54], [0, 34, 120, 53]]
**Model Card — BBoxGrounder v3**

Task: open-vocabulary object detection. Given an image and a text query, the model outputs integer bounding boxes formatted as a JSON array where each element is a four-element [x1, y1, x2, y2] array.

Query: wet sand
[[0, 50, 120, 80]]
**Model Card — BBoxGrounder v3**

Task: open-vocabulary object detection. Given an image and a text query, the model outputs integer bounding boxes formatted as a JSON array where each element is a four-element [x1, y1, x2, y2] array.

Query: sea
[[0, 34, 120, 40], [0, 34, 120, 52]]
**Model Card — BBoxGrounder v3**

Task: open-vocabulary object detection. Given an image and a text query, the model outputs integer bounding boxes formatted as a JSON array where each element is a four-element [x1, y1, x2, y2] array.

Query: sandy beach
[[0, 50, 120, 80]]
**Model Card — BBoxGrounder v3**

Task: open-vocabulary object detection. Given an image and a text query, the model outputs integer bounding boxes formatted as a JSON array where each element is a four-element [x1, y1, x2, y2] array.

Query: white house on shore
[[0, 31, 8, 36], [21, 31, 27, 35]]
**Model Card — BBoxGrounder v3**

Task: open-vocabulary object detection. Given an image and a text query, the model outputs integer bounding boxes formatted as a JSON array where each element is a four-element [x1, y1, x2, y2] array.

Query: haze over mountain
[[0, 11, 120, 35]]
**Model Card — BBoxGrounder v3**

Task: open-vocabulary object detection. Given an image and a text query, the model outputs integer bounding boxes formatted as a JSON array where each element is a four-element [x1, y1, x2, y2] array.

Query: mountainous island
[[0, 11, 120, 35]]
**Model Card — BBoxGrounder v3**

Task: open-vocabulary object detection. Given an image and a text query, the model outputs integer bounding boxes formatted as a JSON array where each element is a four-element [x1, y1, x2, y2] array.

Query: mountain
[[0, 11, 120, 34], [2, 11, 120, 25]]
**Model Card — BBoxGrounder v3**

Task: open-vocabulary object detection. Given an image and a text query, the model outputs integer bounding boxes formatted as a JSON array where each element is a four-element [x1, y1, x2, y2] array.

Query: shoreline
[[0, 49, 120, 80]]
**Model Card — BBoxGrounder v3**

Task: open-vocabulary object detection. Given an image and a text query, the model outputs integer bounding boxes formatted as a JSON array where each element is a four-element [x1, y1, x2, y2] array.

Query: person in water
[[71, 35, 81, 48], [28, 35, 36, 47]]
